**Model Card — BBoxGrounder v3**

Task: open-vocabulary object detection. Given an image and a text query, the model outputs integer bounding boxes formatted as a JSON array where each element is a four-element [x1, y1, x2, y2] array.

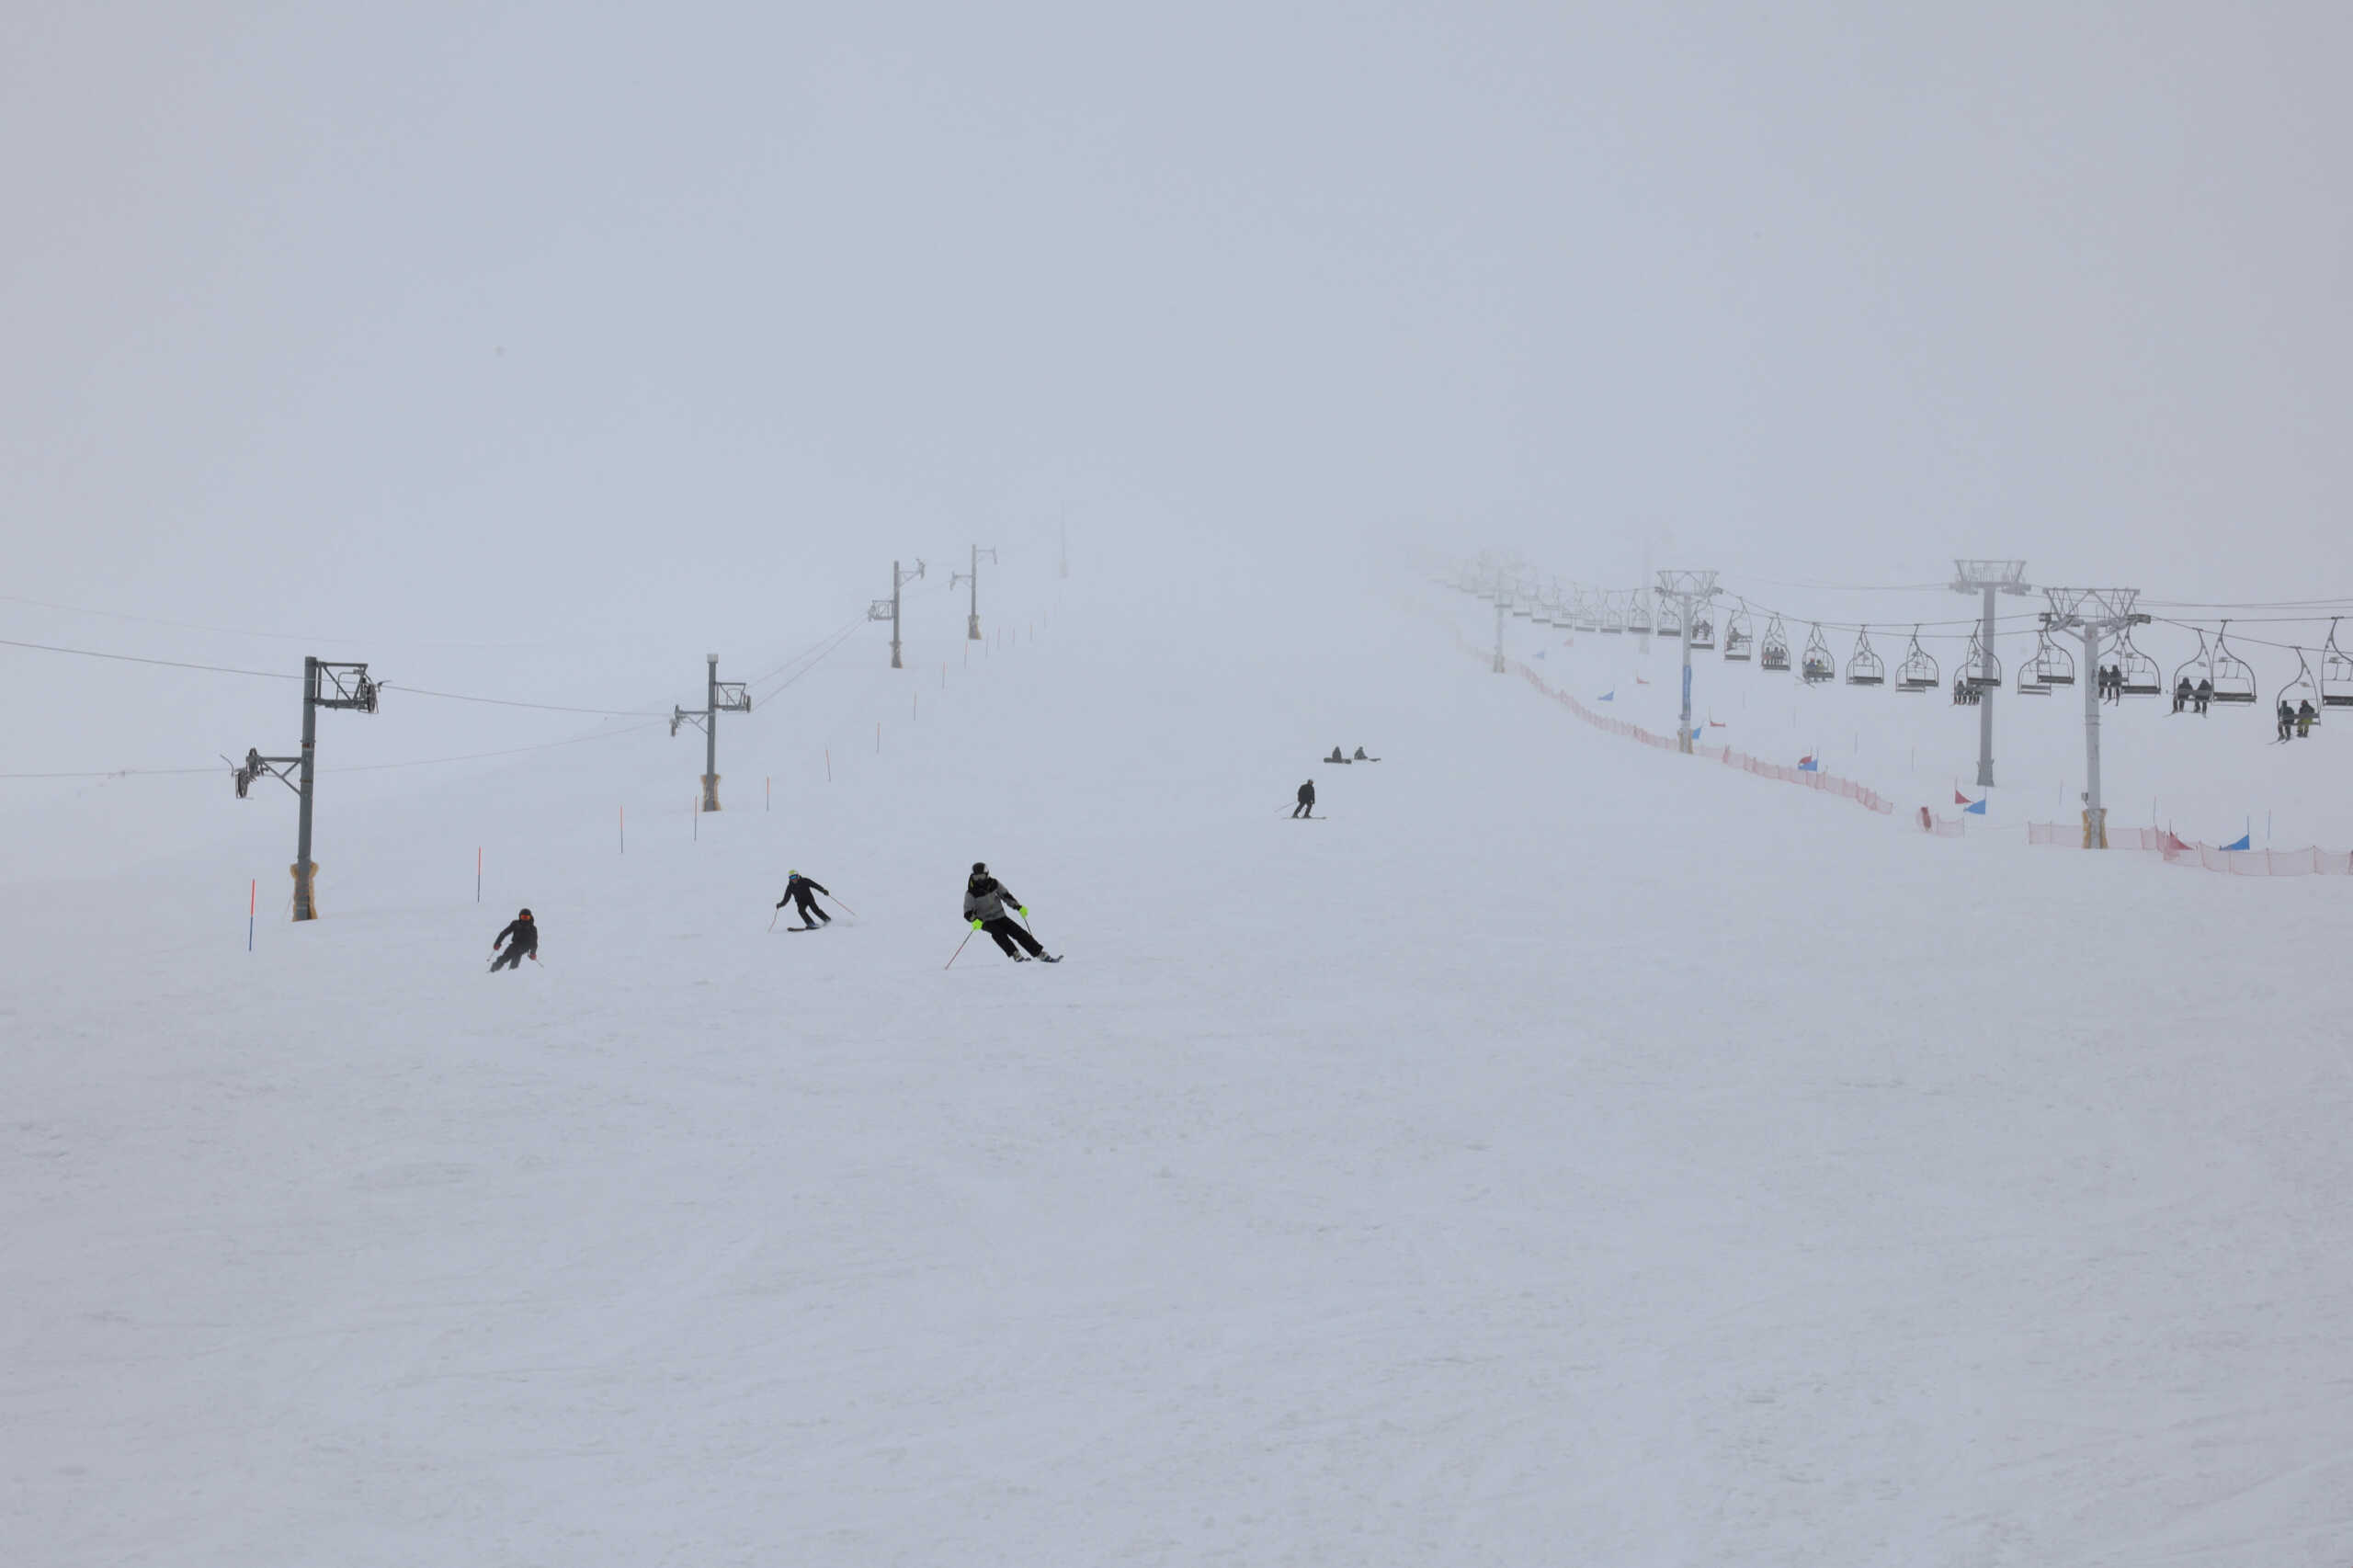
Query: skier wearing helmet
[[775, 869, 832, 929], [962, 862, 1055, 962], [489, 908, 538, 971]]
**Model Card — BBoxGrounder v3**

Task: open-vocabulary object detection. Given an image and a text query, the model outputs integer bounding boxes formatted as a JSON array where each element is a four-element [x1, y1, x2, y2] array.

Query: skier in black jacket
[[775, 869, 832, 929], [1293, 779, 1315, 818], [963, 862, 1054, 961], [490, 909, 538, 971]]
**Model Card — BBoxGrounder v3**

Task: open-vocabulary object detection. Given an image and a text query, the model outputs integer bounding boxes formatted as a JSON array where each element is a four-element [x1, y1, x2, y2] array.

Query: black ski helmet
[[971, 861, 987, 875], [518, 908, 532, 918]]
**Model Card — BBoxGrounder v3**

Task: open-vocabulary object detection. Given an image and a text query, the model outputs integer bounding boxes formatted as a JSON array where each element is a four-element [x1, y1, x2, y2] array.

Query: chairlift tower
[[952, 545, 998, 640], [231, 656, 380, 921], [870, 558, 926, 668], [1656, 570, 1719, 755], [1950, 559, 2030, 788], [2041, 587, 2147, 848], [673, 654, 751, 812]]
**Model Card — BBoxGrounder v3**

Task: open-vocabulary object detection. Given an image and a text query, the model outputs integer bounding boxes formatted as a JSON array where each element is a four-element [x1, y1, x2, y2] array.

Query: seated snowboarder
[[963, 862, 1054, 962], [489, 908, 538, 972], [1352, 745, 1379, 761], [1325, 746, 1348, 764], [776, 869, 832, 929]]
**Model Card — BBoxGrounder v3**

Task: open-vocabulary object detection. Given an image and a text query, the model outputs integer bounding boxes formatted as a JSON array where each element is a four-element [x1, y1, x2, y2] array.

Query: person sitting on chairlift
[[2195, 677, 2213, 714], [2299, 698, 2318, 738], [2279, 699, 2296, 742], [2174, 677, 2191, 713]]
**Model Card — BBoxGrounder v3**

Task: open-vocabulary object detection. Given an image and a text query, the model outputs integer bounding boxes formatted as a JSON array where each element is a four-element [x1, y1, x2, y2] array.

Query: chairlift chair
[[1759, 614, 1790, 672], [1656, 598, 1683, 641], [1626, 597, 1654, 638], [2208, 620, 2258, 703], [2017, 631, 2052, 695], [1894, 627, 1939, 692], [2273, 649, 2323, 728], [2169, 631, 2213, 707], [1599, 597, 1625, 634], [1845, 626, 1885, 686], [1961, 625, 2003, 689], [1689, 613, 1716, 652], [1801, 624, 1836, 684], [2111, 627, 2161, 697], [2025, 631, 2075, 687], [1722, 606, 1752, 661], [2324, 619, 2353, 708]]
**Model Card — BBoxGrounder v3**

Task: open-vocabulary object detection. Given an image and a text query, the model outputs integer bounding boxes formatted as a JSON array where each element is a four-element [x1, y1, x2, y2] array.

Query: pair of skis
[[945, 915, 1061, 970]]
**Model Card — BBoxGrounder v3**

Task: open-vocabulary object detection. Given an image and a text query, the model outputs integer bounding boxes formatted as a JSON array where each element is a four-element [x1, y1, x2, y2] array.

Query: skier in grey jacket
[[963, 862, 1052, 961]]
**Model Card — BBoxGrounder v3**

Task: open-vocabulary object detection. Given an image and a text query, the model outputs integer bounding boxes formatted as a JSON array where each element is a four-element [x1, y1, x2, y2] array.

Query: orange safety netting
[[1483, 643, 1896, 816], [2029, 821, 2353, 876]]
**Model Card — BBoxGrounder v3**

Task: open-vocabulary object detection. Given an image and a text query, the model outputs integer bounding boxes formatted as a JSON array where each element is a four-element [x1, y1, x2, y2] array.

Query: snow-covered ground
[[8, 556, 2353, 1565]]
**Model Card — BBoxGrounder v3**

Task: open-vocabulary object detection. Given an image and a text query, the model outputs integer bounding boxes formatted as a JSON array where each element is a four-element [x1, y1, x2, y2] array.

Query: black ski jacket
[[777, 874, 830, 908], [494, 915, 537, 953], [1298, 780, 1315, 804]]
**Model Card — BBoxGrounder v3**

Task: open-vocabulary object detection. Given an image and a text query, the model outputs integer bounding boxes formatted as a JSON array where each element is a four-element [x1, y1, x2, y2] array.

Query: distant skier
[[963, 862, 1055, 962], [775, 869, 832, 929], [489, 908, 538, 972], [1293, 779, 1315, 819]]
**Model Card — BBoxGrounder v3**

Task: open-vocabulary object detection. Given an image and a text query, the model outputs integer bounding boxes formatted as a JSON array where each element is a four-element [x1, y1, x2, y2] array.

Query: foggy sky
[[6, 0, 2350, 778]]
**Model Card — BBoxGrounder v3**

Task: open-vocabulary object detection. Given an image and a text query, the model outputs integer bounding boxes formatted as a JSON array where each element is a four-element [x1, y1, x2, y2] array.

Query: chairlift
[[1656, 597, 1683, 640], [2016, 637, 2052, 696], [1961, 625, 2003, 689], [1722, 605, 1752, 662], [2273, 648, 2322, 728], [2169, 630, 2213, 707], [2025, 631, 2075, 688], [1759, 614, 1790, 672], [1599, 597, 1624, 634], [1894, 627, 1939, 692], [1689, 612, 1716, 652], [2324, 619, 2353, 708], [1801, 624, 1836, 684], [2208, 620, 2257, 703], [1626, 597, 1654, 638], [2111, 626, 2161, 697], [1846, 626, 1885, 687]]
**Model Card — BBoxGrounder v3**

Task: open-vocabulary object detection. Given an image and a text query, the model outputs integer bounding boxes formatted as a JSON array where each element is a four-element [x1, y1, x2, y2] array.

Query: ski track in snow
[[5, 568, 2352, 1565]]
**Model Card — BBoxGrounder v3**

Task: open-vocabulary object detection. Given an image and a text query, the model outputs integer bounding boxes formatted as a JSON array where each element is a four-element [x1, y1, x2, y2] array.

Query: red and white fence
[[1499, 653, 1896, 815], [2029, 821, 2353, 876]]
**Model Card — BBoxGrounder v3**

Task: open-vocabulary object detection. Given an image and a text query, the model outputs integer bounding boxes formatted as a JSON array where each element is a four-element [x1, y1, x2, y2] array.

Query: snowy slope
[[7, 556, 2353, 1566]]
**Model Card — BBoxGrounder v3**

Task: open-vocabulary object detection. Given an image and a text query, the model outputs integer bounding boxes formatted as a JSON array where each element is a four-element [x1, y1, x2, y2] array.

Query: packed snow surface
[[7, 565, 2352, 1565]]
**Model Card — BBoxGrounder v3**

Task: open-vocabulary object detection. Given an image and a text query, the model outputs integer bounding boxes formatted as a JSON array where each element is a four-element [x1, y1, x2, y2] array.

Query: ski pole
[[824, 894, 859, 917], [946, 926, 977, 970], [767, 908, 779, 933]]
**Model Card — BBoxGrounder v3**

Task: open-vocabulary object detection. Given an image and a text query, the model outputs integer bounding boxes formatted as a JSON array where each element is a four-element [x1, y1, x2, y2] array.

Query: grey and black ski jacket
[[962, 876, 1018, 924]]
